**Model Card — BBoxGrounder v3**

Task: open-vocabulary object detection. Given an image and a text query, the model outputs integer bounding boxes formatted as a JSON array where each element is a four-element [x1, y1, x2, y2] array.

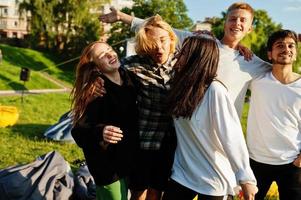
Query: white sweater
[[172, 81, 256, 196], [247, 72, 301, 165]]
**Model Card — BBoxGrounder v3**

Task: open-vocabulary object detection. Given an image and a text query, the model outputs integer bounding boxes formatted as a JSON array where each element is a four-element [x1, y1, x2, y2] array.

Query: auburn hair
[[71, 41, 108, 125]]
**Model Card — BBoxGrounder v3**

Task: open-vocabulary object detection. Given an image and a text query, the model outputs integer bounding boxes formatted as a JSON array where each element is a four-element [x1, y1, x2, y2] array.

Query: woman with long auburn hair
[[164, 35, 258, 200], [71, 41, 138, 200]]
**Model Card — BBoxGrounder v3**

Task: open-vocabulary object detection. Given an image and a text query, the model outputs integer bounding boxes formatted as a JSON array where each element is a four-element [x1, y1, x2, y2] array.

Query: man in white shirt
[[247, 29, 301, 200]]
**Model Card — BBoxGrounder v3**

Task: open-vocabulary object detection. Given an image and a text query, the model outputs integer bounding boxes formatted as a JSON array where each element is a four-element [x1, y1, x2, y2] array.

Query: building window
[[14, 21, 18, 27], [4, 8, 8, 15]]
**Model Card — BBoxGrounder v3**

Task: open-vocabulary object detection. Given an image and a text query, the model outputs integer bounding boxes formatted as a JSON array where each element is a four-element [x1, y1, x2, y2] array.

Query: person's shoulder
[[209, 80, 228, 95], [252, 71, 269, 81], [122, 55, 149, 66], [293, 73, 301, 86], [121, 55, 139, 63]]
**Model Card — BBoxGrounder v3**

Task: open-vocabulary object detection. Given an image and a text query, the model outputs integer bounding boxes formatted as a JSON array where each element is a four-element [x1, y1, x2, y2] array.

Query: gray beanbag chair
[[0, 151, 74, 200]]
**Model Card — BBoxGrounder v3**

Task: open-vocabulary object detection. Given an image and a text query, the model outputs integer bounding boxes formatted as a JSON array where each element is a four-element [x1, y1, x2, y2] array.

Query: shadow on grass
[[10, 124, 51, 140], [2, 44, 75, 85], [2, 45, 49, 71], [0, 73, 27, 90]]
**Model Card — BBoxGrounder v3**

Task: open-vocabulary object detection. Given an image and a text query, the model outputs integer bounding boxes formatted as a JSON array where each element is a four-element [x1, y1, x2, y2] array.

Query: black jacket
[[71, 67, 138, 186]]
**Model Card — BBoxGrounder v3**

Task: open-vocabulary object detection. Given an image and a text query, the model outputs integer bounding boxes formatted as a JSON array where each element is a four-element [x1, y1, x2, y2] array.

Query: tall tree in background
[[241, 10, 282, 61], [106, 0, 193, 57], [19, 0, 108, 57]]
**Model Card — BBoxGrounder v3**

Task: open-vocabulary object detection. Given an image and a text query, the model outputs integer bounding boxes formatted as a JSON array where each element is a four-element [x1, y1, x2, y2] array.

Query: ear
[[267, 51, 272, 60], [247, 25, 253, 34]]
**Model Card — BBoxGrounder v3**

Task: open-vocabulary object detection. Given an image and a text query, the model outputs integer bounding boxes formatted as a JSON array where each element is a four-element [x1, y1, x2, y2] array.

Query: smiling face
[[91, 43, 120, 75], [268, 37, 297, 65], [223, 8, 253, 45], [146, 27, 172, 64]]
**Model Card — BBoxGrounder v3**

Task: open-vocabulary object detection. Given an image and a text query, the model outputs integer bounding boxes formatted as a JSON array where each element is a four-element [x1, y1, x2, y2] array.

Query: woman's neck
[[104, 71, 122, 85]]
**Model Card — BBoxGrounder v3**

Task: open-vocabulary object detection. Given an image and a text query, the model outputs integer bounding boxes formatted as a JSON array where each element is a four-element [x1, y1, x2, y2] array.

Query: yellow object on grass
[[267, 181, 279, 197], [0, 106, 19, 127]]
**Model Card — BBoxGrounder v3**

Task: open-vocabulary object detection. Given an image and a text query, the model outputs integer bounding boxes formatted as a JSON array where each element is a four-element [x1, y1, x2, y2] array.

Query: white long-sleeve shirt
[[131, 18, 271, 116], [247, 72, 301, 165], [172, 81, 256, 196]]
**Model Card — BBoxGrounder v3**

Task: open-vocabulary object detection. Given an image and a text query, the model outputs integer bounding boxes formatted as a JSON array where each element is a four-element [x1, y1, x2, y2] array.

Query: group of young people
[[70, 2, 301, 200]]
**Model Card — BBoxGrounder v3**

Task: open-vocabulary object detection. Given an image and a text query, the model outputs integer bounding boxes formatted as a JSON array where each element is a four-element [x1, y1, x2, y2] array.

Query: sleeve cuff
[[131, 17, 145, 33]]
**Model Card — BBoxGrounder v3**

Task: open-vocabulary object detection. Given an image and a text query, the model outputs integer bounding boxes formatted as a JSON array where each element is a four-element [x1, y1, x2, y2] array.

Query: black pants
[[250, 159, 301, 200], [162, 179, 233, 200]]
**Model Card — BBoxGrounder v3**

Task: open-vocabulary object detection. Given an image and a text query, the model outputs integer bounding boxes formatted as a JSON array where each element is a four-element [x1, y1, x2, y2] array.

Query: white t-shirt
[[172, 81, 256, 196], [247, 72, 301, 165]]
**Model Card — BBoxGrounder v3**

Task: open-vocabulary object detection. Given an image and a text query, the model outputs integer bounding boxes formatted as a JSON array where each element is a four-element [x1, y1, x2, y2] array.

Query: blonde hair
[[227, 2, 254, 21], [71, 41, 108, 124], [135, 15, 177, 56]]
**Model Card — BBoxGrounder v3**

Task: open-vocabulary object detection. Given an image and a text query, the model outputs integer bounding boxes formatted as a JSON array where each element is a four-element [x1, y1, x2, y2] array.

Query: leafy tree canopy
[[19, 0, 109, 58]]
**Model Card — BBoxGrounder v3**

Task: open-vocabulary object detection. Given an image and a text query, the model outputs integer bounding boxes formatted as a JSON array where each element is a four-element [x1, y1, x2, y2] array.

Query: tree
[[106, 0, 193, 57], [293, 43, 301, 73], [19, 0, 109, 57], [241, 10, 282, 61]]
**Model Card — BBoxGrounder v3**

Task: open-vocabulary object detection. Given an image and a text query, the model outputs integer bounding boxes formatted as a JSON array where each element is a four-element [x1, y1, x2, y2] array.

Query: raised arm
[[99, 7, 192, 50], [99, 7, 134, 25]]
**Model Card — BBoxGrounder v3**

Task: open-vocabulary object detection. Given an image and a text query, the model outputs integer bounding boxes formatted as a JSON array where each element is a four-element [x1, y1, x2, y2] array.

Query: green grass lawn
[[0, 44, 75, 90], [0, 93, 84, 170]]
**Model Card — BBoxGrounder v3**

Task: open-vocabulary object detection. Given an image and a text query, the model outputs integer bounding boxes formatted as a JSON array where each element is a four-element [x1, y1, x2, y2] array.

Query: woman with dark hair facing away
[[71, 41, 138, 200], [163, 35, 258, 200]]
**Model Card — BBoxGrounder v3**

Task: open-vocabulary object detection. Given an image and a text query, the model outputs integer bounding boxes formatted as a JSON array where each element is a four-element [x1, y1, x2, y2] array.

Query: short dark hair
[[267, 29, 298, 51]]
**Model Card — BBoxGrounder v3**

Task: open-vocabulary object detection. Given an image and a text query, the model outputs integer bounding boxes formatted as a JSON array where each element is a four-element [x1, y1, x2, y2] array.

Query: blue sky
[[184, 0, 301, 33]]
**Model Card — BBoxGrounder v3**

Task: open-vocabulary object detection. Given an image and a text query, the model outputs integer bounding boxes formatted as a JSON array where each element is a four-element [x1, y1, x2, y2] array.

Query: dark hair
[[267, 29, 298, 51], [168, 35, 219, 119]]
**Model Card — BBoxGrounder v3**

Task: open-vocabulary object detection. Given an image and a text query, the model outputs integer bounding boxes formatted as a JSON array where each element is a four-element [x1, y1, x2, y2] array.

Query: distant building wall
[[191, 21, 212, 32], [0, 0, 29, 39]]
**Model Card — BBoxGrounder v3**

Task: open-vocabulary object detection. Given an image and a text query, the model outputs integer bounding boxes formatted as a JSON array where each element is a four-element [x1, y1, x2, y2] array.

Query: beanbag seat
[[0, 106, 19, 127]]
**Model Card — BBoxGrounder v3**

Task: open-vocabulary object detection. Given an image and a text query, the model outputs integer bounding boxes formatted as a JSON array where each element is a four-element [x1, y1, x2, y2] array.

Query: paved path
[[0, 72, 71, 96]]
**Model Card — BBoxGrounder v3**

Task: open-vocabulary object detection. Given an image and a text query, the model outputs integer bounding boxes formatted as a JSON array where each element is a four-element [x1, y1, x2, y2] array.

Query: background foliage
[[18, 0, 109, 58]]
